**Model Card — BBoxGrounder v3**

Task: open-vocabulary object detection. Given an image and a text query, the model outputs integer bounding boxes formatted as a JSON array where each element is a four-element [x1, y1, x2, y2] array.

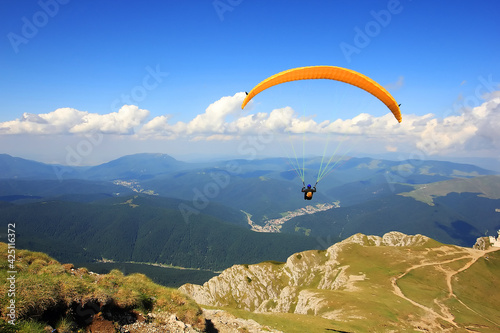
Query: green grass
[[261, 260, 285, 266], [55, 317, 77, 333], [451, 251, 500, 331], [211, 307, 353, 333], [0, 243, 205, 331], [442, 297, 495, 332], [397, 266, 449, 311], [0, 319, 19, 333], [217, 305, 424, 333], [17, 320, 46, 333]]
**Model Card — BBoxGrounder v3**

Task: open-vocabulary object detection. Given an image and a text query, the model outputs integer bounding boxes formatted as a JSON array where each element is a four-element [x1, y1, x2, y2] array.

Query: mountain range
[[1, 152, 499, 271]]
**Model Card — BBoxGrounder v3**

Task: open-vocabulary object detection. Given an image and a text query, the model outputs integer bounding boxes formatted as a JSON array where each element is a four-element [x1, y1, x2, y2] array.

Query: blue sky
[[1, 0, 499, 167]]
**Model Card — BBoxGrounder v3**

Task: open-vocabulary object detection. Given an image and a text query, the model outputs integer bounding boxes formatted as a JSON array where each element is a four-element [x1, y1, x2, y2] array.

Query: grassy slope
[[450, 250, 500, 328], [337, 242, 500, 332], [399, 175, 500, 205], [0, 242, 205, 332], [194, 236, 500, 332]]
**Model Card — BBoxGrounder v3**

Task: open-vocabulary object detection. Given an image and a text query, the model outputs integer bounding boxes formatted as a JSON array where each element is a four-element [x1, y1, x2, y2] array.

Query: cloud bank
[[0, 105, 149, 135], [1, 92, 499, 158]]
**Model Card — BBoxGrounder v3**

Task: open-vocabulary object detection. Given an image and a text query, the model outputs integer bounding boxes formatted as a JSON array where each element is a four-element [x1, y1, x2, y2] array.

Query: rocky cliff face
[[180, 232, 430, 314], [180, 231, 500, 332]]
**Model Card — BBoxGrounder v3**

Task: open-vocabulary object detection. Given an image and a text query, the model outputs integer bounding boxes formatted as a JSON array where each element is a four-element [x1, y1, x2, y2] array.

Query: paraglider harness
[[301, 182, 317, 200]]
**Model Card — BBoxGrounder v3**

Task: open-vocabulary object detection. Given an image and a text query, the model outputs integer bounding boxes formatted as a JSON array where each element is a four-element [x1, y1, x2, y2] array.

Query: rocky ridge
[[180, 231, 500, 332], [180, 231, 430, 313]]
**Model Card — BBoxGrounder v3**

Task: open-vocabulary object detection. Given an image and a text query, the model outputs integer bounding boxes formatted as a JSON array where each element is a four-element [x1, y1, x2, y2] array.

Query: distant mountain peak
[[82, 152, 186, 180], [106, 152, 179, 162]]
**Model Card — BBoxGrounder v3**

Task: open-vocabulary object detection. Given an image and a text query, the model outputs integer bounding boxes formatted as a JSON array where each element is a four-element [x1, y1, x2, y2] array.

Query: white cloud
[[139, 92, 247, 139], [0, 108, 84, 134], [0, 105, 149, 135], [263, 107, 295, 130], [2, 91, 499, 159], [71, 105, 149, 134], [416, 97, 500, 155], [386, 145, 398, 152], [384, 76, 404, 90], [187, 92, 245, 134]]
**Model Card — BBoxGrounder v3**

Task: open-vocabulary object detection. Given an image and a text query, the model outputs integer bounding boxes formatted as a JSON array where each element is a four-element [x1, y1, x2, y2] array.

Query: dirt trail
[[447, 247, 500, 328], [391, 246, 500, 330]]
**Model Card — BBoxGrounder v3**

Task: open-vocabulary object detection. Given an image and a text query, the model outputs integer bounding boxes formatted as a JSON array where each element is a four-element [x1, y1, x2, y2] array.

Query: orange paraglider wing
[[241, 66, 402, 122]]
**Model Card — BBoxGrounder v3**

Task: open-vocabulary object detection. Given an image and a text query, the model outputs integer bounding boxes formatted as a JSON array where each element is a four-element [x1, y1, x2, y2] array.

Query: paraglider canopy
[[241, 65, 402, 123], [241, 65, 403, 190]]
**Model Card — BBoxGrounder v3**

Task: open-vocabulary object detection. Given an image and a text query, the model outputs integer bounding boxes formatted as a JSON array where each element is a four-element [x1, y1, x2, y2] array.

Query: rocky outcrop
[[202, 309, 283, 333], [473, 236, 491, 250], [345, 231, 430, 247], [179, 232, 431, 315]]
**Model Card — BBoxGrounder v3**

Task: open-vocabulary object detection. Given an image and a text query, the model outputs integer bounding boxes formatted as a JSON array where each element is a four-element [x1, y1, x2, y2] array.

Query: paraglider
[[302, 184, 316, 200], [241, 66, 402, 199]]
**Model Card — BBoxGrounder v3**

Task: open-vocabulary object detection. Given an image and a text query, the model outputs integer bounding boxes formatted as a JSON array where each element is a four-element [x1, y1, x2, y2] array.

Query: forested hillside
[[2, 195, 323, 270]]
